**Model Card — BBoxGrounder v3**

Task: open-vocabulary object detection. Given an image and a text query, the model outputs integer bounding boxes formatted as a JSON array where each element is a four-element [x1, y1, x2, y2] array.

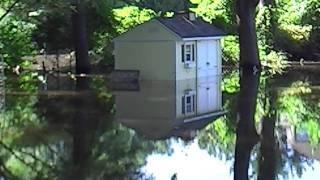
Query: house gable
[[114, 19, 181, 42]]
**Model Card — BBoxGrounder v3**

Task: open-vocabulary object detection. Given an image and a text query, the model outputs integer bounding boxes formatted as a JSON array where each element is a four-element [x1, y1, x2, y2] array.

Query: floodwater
[[0, 68, 320, 180]]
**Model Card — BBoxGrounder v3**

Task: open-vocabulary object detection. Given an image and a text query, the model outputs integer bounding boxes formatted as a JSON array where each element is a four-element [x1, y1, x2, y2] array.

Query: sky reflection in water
[[142, 138, 320, 180]]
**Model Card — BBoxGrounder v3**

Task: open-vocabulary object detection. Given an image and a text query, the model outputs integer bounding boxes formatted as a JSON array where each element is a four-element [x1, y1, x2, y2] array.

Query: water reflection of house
[[282, 123, 320, 161], [115, 76, 225, 140]]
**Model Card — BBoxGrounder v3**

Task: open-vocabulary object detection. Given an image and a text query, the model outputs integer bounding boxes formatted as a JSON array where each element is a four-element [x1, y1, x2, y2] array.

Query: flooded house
[[114, 75, 225, 139], [113, 12, 225, 81]]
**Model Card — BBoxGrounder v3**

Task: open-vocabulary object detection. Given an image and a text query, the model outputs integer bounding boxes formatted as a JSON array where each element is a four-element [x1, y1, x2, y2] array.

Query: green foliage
[[113, 6, 156, 34], [0, 15, 36, 70], [302, 0, 320, 57], [274, 0, 319, 60], [190, 0, 236, 31], [261, 51, 288, 75], [90, 31, 115, 65], [298, 120, 320, 145], [222, 71, 239, 93], [256, 6, 275, 54], [277, 81, 320, 145], [275, 24, 312, 58], [302, 0, 320, 27], [198, 117, 236, 161], [278, 25, 312, 42], [256, 6, 288, 74], [221, 36, 239, 65], [276, 0, 307, 25], [86, 1, 118, 64]]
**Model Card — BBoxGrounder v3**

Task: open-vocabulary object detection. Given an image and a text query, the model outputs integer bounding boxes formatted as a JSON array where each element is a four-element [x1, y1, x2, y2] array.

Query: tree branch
[[0, 0, 20, 22]]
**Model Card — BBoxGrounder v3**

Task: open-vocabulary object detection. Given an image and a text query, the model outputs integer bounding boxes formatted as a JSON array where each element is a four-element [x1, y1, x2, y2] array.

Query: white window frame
[[182, 42, 196, 67], [182, 90, 196, 115], [184, 43, 193, 63], [185, 95, 194, 114]]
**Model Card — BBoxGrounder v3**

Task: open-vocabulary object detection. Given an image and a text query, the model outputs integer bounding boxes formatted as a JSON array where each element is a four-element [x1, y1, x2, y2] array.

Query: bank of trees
[[0, 0, 319, 73]]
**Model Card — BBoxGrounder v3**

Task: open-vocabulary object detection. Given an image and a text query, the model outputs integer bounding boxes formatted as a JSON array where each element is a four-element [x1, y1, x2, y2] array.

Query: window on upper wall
[[181, 43, 195, 63]]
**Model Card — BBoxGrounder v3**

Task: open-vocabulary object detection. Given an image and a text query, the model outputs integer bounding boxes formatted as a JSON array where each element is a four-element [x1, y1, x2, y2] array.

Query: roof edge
[[182, 36, 225, 41], [113, 19, 182, 42], [183, 110, 227, 123]]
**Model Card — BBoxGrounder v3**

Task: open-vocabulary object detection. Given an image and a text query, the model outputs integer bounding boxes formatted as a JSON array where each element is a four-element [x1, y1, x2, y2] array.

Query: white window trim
[[182, 42, 196, 68], [182, 90, 196, 115], [184, 43, 193, 63]]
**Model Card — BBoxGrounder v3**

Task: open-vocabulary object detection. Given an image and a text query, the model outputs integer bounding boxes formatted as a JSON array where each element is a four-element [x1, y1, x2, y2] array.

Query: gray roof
[[157, 14, 226, 38]]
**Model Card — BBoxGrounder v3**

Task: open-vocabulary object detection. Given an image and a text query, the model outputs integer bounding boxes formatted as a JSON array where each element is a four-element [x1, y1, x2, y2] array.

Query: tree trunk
[[72, 0, 90, 74], [258, 93, 277, 180], [234, 72, 260, 180], [72, 78, 90, 180], [236, 0, 261, 70], [260, 0, 275, 6]]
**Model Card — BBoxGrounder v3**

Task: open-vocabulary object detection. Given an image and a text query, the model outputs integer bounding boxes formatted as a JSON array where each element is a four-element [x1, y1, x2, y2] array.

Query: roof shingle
[[157, 14, 226, 38]]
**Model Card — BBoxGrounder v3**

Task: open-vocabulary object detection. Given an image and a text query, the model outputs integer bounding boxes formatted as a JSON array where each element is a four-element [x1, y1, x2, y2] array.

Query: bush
[[0, 15, 36, 70], [261, 51, 288, 74], [221, 36, 239, 65]]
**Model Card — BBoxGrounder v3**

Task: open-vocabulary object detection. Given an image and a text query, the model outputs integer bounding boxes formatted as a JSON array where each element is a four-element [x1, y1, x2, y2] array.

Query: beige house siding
[[115, 41, 176, 80], [115, 81, 176, 138]]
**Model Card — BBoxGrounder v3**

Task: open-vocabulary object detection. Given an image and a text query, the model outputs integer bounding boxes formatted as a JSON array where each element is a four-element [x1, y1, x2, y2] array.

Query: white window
[[182, 42, 195, 63], [182, 93, 195, 114]]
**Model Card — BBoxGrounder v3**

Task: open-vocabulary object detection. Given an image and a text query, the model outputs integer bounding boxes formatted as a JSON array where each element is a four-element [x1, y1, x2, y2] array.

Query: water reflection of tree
[[0, 76, 169, 179], [234, 71, 260, 180], [0, 83, 64, 179], [197, 70, 320, 179]]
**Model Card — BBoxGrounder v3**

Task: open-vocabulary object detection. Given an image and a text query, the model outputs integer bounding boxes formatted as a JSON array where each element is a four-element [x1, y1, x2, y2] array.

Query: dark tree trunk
[[237, 71, 260, 138], [72, 78, 90, 180], [258, 93, 277, 180], [236, 0, 261, 70], [72, 0, 90, 74], [260, 0, 275, 6], [234, 72, 260, 180]]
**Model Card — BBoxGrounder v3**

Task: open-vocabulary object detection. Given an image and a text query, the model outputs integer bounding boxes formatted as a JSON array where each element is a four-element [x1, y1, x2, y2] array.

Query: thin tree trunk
[[72, 0, 90, 74], [234, 72, 260, 180], [236, 0, 261, 70]]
